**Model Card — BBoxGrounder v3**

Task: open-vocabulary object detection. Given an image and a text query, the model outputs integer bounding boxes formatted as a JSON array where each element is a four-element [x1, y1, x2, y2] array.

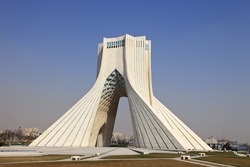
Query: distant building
[[205, 137, 242, 151], [230, 141, 239, 150], [217, 139, 229, 146], [205, 137, 222, 150]]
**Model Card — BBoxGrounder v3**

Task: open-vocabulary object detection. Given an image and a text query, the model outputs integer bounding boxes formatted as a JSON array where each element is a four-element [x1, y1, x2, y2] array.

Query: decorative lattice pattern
[[98, 69, 127, 112]]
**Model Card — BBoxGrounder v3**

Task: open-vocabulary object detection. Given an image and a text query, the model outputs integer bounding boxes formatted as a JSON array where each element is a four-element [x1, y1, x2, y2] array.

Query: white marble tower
[[30, 34, 212, 151]]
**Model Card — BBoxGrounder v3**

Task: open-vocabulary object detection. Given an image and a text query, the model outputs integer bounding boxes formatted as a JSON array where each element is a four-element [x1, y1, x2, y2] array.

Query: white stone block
[[181, 155, 191, 160], [71, 156, 80, 160], [199, 153, 205, 156]]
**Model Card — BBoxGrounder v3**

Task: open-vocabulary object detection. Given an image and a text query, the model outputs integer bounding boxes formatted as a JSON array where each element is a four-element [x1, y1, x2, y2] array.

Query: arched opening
[[112, 97, 133, 146]]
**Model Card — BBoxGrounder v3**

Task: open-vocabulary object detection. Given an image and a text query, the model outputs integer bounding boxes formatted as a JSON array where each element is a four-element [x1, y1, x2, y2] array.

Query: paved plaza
[[0, 146, 176, 157]]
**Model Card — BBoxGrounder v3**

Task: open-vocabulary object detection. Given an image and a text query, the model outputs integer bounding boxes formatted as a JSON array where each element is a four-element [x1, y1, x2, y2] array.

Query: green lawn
[[1, 151, 249, 167], [187, 151, 235, 156], [102, 153, 180, 159], [0, 160, 203, 167], [0, 155, 71, 163], [193, 151, 250, 167]]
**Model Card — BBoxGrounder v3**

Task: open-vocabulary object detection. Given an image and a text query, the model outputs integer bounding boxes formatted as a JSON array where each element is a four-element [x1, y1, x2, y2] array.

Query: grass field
[[0, 160, 202, 167], [102, 153, 180, 159], [193, 151, 250, 167], [1, 151, 249, 167], [0, 155, 70, 163], [197, 156, 250, 167], [187, 151, 235, 156]]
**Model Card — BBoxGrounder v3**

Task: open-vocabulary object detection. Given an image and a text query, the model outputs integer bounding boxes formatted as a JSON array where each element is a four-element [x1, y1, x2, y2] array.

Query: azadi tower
[[30, 34, 212, 151]]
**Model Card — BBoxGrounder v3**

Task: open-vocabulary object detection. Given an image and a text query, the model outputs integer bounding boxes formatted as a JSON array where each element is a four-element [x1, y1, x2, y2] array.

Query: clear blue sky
[[0, 0, 249, 143]]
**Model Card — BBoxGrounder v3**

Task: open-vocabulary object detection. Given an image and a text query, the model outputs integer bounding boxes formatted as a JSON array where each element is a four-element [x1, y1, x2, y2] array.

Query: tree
[[222, 142, 232, 151]]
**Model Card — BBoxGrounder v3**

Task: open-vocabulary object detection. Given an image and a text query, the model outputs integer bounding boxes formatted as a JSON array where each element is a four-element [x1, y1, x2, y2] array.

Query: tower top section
[[103, 34, 147, 40], [99, 34, 150, 50]]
